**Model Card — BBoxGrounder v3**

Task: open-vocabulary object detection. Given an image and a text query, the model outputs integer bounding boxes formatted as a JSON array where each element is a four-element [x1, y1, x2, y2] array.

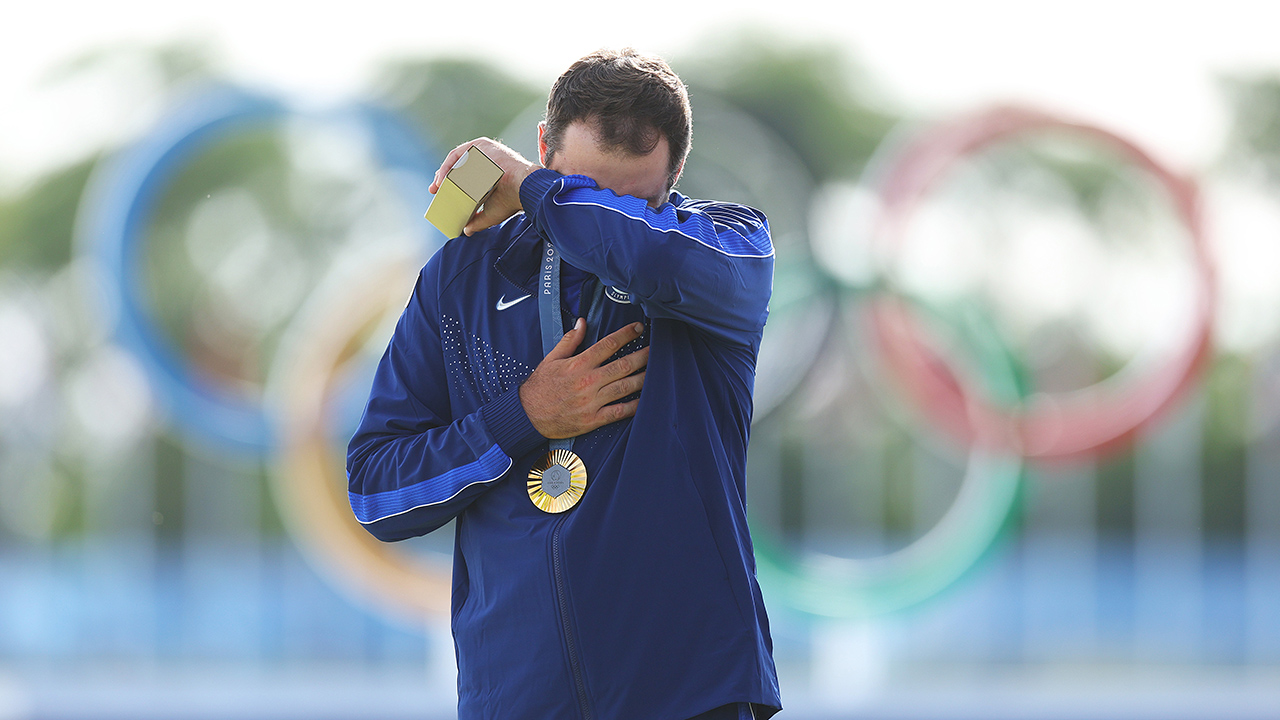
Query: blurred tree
[[677, 33, 898, 182], [0, 42, 218, 270], [1201, 356, 1249, 537], [369, 58, 543, 154], [992, 144, 1127, 225], [1222, 75, 1280, 183], [0, 159, 95, 269], [43, 41, 216, 89]]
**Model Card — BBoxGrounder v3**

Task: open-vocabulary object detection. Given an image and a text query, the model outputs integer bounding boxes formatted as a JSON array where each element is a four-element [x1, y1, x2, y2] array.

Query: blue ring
[[79, 85, 439, 454]]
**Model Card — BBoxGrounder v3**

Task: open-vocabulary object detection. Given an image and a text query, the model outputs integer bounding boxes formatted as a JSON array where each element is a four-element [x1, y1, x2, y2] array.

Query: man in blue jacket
[[347, 48, 780, 720]]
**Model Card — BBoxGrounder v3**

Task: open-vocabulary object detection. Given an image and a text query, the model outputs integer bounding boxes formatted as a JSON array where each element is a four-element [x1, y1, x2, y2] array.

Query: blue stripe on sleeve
[[349, 444, 512, 525], [553, 177, 773, 259]]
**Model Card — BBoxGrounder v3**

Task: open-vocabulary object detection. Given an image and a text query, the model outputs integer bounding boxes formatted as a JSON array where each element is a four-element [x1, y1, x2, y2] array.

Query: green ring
[[751, 296, 1028, 618]]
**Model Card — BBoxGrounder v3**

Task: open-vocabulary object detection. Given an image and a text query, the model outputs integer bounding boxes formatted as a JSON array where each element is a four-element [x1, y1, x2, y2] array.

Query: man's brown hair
[[543, 48, 692, 191]]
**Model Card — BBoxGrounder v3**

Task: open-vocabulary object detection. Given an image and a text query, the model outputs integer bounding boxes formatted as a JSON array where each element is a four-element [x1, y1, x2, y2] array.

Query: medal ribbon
[[538, 240, 606, 457]]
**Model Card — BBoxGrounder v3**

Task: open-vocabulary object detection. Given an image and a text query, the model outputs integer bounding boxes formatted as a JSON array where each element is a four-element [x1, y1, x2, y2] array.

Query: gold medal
[[527, 448, 588, 513]]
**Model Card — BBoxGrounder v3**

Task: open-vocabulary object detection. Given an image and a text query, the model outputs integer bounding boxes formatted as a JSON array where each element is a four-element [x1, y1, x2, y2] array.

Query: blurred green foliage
[[0, 159, 95, 269], [370, 58, 543, 153], [0, 43, 217, 270], [1201, 356, 1250, 536], [1224, 76, 1280, 182], [991, 144, 1131, 227], [43, 42, 216, 89], [679, 34, 898, 181]]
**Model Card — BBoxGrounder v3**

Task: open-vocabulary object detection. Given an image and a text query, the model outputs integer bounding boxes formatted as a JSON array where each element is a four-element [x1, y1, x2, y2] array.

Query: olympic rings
[[80, 88, 1216, 624], [75, 85, 438, 454], [755, 449, 1023, 618], [751, 300, 1027, 618], [266, 243, 451, 624], [863, 106, 1216, 460]]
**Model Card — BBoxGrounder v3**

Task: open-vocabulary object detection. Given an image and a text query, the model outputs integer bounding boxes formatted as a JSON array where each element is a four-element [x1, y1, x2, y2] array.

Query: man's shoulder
[[426, 213, 534, 287], [668, 193, 773, 259], [671, 192, 767, 217], [671, 193, 770, 233]]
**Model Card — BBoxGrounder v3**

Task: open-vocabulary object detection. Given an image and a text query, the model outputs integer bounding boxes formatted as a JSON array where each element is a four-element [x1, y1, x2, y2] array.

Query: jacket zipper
[[552, 518, 593, 720]]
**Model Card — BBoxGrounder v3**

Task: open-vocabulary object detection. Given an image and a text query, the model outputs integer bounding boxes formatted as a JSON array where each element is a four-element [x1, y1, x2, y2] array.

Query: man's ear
[[537, 121, 549, 167], [668, 158, 687, 194]]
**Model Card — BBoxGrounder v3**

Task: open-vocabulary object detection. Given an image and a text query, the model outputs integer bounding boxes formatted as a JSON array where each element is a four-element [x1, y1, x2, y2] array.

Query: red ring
[[866, 106, 1216, 460]]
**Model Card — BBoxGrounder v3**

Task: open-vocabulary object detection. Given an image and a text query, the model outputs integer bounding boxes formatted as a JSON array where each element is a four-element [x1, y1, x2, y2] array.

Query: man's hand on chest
[[519, 319, 649, 439]]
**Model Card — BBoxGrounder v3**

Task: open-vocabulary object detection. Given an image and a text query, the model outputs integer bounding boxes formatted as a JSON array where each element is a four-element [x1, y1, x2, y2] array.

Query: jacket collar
[[492, 214, 544, 293]]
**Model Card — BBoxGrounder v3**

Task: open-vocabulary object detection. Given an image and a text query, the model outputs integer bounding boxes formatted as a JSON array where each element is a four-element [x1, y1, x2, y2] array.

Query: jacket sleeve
[[346, 251, 545, 542], [519, 169, 774, 346]]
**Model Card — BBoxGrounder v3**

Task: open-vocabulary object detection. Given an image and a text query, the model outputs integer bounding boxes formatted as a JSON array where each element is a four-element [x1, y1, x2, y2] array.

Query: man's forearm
[[519, 169, 775, 345]]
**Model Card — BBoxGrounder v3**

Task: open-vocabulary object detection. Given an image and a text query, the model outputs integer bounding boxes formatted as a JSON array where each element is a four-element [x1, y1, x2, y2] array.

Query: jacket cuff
[[479, 386, 546, 460], [520, 168, 561, 218]]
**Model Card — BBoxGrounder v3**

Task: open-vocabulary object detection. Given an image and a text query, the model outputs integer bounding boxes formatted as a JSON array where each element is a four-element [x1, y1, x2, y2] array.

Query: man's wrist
[[480, 385, 547, 459], [512, 162, 537, 190], [518, 167, 563, 217]]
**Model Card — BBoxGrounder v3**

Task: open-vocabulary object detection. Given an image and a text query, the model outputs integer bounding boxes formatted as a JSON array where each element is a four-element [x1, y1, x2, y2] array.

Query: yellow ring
[[266, 245, 451, 625]]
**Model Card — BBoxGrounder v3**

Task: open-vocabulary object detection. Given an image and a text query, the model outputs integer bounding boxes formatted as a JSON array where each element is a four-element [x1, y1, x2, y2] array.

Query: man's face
[[539, 120, 673, 208]]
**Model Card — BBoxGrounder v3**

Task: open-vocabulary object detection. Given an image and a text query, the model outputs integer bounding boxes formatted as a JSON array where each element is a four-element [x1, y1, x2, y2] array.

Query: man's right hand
[[520, 320, 649, 439], [429, 137, 540, 237]]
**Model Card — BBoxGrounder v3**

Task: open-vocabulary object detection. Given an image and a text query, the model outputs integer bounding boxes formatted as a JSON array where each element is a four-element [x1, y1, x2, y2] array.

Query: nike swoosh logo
[[496, 294, 532, 311]]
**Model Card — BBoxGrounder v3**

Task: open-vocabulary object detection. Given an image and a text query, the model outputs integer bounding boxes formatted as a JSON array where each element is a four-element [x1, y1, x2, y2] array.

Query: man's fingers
[[432, 138, 498, 193], [430, 142, 473, 194], [600, 371, 644, 403], [463, 192, 522, 236], [462, 206, 490, 236], [463, 200, 510, 236], [597, 345, 649, 383], [579, 322, 645, 366], [594, 398, 639, 426], [544, 318, 586, 361]]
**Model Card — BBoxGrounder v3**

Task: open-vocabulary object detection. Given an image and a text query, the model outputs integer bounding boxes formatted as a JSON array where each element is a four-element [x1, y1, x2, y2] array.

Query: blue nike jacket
[[347, 168, 781, 720]]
